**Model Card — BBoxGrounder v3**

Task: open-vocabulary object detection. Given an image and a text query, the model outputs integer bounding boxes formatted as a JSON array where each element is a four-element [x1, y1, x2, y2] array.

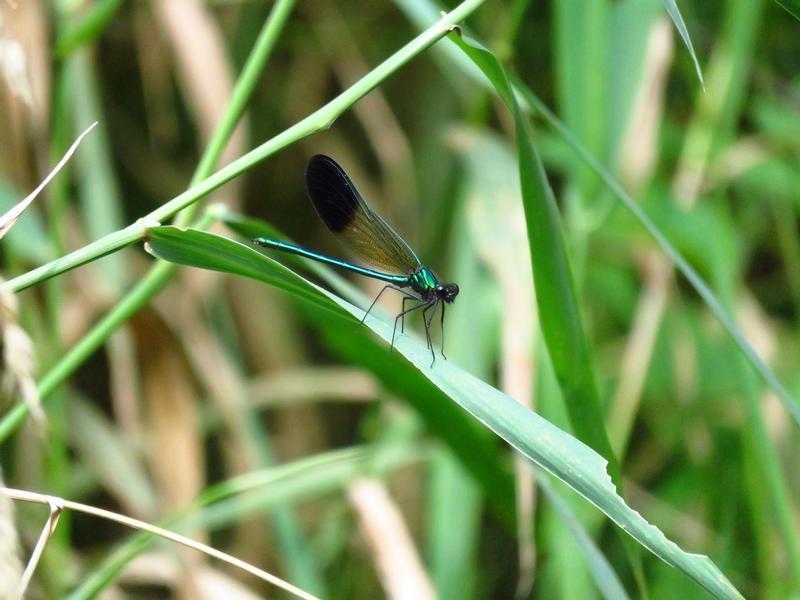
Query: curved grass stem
[[3, 0, 483, 295], [0, 0, 486, 443]]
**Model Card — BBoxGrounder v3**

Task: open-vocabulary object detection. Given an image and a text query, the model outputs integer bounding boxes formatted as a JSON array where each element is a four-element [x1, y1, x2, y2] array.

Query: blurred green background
[[1, 0, 799, 598]]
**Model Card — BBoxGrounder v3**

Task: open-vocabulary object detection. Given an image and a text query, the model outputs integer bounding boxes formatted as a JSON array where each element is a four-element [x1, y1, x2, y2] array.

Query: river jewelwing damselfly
[[254, 154, 459, 366]]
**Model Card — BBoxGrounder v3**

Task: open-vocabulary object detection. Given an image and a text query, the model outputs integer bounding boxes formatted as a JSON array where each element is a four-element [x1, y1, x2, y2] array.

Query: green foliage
[[774, 0, 800, 19], [146, 225, 742, 598], [1, 0, 798, 598]]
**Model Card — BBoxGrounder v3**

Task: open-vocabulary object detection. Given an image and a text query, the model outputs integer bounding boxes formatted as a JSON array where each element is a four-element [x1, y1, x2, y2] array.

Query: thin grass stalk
[[0, 0, 484, 439], [2, 0, 484, 295], [16, 498, 62, 598], [69, 445, 425, 597], [513, 83, 800, 426], [397, 0, 800, 427], [3, 487, 320, 600], [0, 0, 487, 442]]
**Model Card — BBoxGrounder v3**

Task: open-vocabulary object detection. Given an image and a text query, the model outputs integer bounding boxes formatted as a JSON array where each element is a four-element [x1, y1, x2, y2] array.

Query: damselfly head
[[436, 283, 459, 304]]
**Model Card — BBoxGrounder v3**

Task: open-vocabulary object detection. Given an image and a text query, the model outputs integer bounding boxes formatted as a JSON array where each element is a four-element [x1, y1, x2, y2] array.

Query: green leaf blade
[[148, 225, 518, 528], [449, 31, 622, 484], [148, 226, 745, 599]]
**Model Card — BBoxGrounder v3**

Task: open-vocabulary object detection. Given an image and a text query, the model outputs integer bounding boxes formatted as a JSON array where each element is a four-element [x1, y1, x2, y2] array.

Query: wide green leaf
[[165, 218, 518, 528], [393, 0, 800, 430], [448, 32, 621, 485], [146, 226, 744, 599]]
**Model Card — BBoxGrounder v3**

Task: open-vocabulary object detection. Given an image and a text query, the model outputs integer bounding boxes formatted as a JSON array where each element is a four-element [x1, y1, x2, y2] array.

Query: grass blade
[[146, 226, 744, 599], [396, 0, 800, 430], [2, 0, 485, 294], [55, 0, 126, 58], [0, 122, 96, 239], [774, 0, 800, 19], [661, 0, 705, 87], [539, 474, 629, 600], [68, 444, 423, 598], [448, 30, 621, 480]]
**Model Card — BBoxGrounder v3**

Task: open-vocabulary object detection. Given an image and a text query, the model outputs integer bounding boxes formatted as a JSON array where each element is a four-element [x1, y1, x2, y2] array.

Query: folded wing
[[305, 154, 421, 275]]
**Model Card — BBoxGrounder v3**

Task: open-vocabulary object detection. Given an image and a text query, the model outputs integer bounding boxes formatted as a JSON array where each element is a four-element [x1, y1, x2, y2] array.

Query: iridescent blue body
[[255, 238, 410, 286], [255, 240, 449, 298], [253, 155, 459, 365]]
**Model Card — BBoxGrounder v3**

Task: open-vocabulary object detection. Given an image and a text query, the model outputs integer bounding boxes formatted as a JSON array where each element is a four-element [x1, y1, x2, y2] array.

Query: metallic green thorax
[[409, 266, 439, 295]]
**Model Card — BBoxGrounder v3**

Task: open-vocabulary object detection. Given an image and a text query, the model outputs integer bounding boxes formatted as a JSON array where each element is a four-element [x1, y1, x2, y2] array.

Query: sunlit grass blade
[[447, 30, 621, 481], [661, 0, 705, 88], [396, 0, 800, 430], [146, 226, 744, 599], [449, 30, 650, 595]]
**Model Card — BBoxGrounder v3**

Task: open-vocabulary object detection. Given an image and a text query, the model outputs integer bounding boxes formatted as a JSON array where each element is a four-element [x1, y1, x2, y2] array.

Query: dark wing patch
[[305, 155, 421, 274], [306, 155, 359, 232]]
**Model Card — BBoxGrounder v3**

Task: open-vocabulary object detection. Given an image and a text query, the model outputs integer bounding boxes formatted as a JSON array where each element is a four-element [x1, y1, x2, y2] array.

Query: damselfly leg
[[361, 285, 417, 325], [391, 299, 428, 351], [422, 299, 439, 366], [439, 301, 447, 359]]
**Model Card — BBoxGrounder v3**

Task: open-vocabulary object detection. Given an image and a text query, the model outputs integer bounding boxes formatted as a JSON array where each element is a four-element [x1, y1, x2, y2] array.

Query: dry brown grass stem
[[0, 282, 43, 429], [348, 479, 435, 600], [15, 494, 61, 598], [0, 121, 96, 238], [0, 471, 22, 600], [2, 487, 320, 600], [609, 252, 672, 454], [248, 367, 378, 407]]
